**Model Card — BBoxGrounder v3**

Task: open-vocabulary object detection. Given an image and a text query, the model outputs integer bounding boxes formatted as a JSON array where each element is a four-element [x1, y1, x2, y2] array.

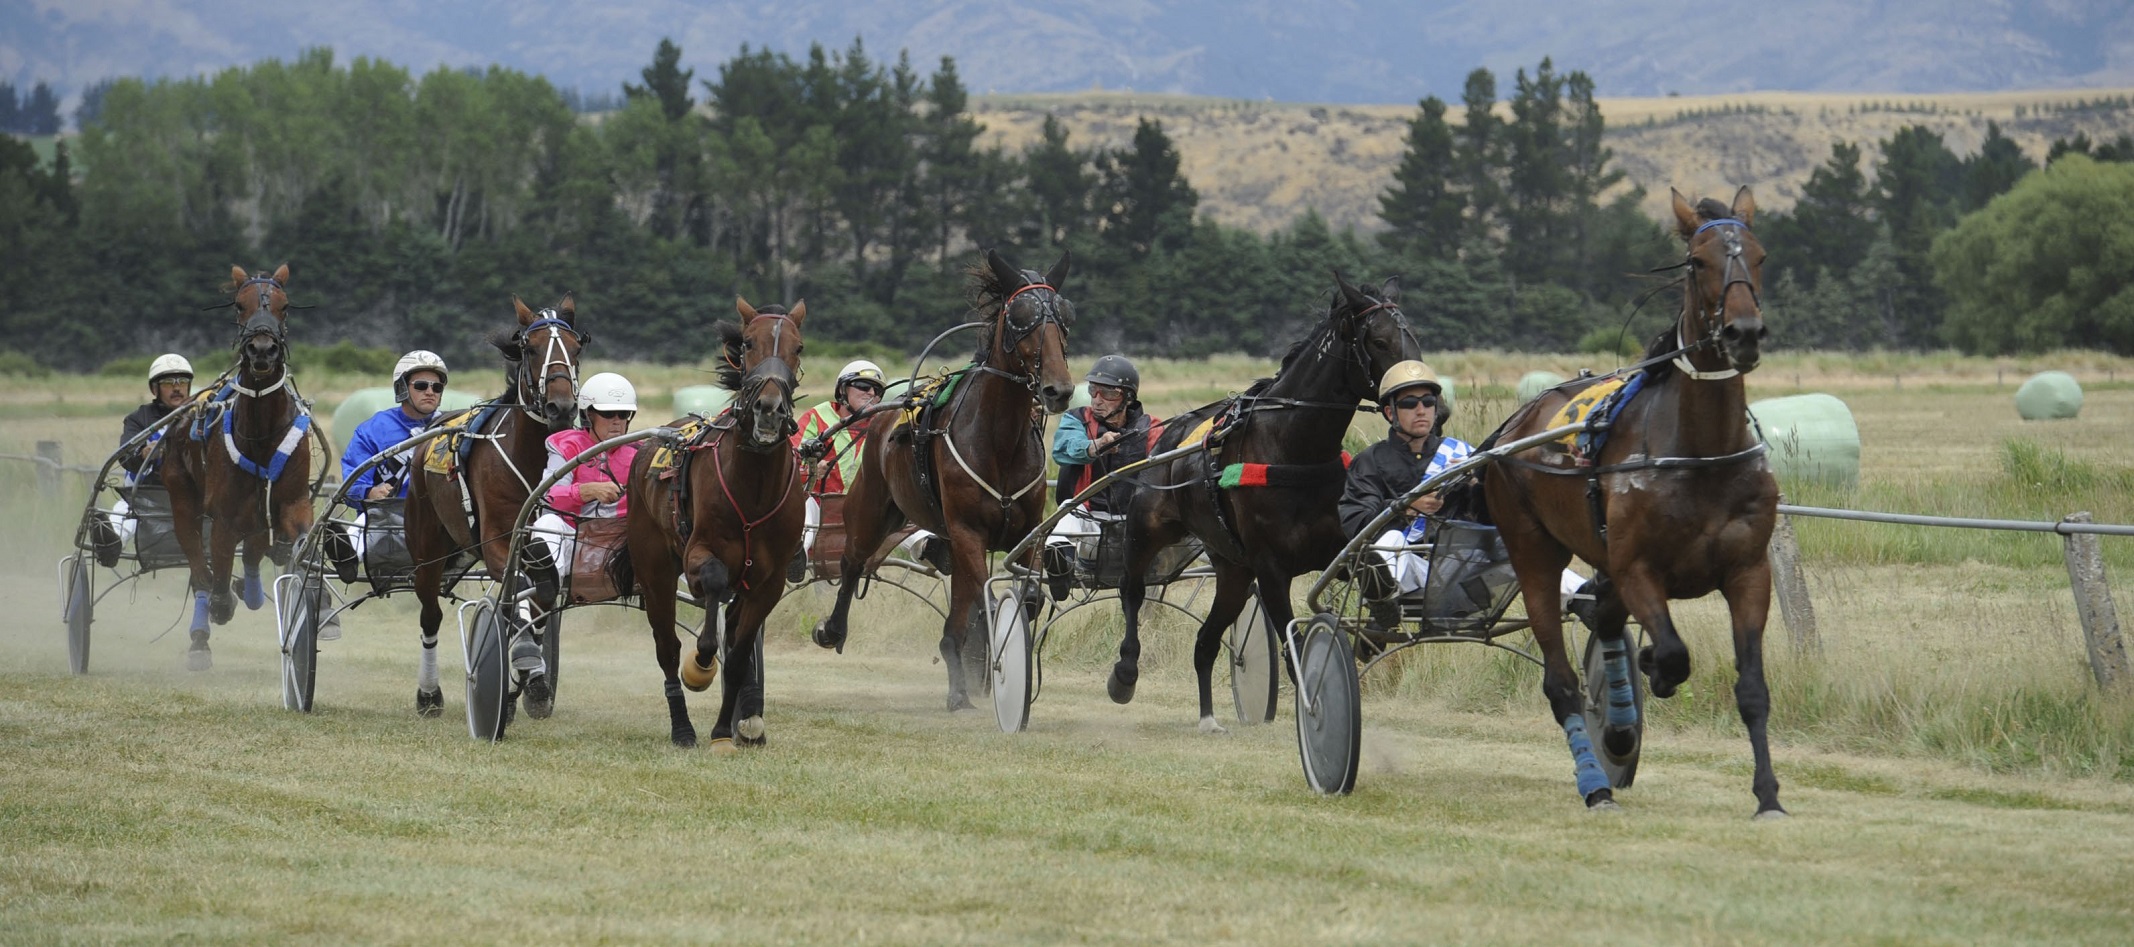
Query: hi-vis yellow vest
[[797, 401, 861, 493]]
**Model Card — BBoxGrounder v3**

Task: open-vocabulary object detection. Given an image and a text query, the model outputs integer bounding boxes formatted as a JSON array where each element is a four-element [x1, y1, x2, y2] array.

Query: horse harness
[[650, 410, 797, 591], [182, 276, 315, 532]]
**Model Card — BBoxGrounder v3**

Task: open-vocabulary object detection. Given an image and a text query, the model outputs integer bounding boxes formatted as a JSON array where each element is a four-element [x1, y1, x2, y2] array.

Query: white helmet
[[836, 359, 885, 401], [148, 354, 193, 386], [392, 350, 450, 403], [576, 372, 637, 413]]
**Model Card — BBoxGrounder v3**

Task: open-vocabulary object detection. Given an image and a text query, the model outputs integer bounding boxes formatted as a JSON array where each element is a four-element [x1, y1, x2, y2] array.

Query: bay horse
[[404, 295, 586, 720], [811, 250, 1075, 711], [1114, 274, 1420, 731], [162, 264, 316, 670], [1482, 187, 1783, 817], [625, 298, 807, 749]]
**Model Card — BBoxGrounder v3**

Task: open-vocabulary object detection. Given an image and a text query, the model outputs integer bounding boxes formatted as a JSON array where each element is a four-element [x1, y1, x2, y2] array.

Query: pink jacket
[[543, 428, 640, 523]]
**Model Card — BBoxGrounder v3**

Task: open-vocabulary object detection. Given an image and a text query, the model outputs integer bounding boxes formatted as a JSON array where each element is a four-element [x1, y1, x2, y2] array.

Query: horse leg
[[410, 554, 448, 717], [721, 591, 778, 749], [1503, 526, 1615, 808], [1186, 562, 1259, 733], [164, 466, 215, 649], [1724, 562, 1786, 818], [938, 522, 989, 712], [1614, 565, 1692, 699], [812, 501, 895, 653], [1582, 576, 1643, 760], [206, 504, 240, 626], [237, 529, 267, 612], [682, 553, 732, 694], [627, 509, 694, 747]]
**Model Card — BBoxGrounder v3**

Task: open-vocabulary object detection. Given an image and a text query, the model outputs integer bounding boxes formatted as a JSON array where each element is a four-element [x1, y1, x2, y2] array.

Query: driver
[[93, 354, 194, 566], [328, 350, 449, 580], [1043, 354, 1154, 600], [790, 359, 946, 580], [527, 372, 640, 586]]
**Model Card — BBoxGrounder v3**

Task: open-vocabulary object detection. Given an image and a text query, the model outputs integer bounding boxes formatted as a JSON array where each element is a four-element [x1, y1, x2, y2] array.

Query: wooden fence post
[[2062, 512, 2128, 693], [35, 441, 62, 498], [1767, 513, 1820, 655]]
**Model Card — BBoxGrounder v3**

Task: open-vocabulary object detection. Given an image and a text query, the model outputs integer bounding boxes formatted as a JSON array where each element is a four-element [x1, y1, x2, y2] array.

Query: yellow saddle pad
[[1176, 416, 1219, 449], [1546, 376, 1631, 448], [647, 415, 714, 474], [420, 410, 480, 475]]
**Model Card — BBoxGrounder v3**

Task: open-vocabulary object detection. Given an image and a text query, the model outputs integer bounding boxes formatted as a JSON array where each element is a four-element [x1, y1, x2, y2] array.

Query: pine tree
[[1454, 68, 1502, 248], [624, 39, 695, 122], [24, 81, 62, 134], [1376, 96, 1463, 262], [1097, 118, 1198, 262], [1026, 115, 1094, 251], [1960, 121, 2035, 212]]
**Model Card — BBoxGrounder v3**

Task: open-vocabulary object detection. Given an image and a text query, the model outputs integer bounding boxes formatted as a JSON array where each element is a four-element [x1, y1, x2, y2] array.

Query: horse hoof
[[1585, 789, 1620, 811], [1753, 807, 1790, 822], [680, 654, 718, 692], [736, 716, 765, 744], [947, 693, 974, 712], [186, 635, 212, 672], [1106, 670, 1137, 705], [672, 727, 697, 748], [415, 688, 444, 718], [1602, 726, 1639, 759], [522, 673, 553, 720], [705, 737, 737, 755], [811, 619, 846, 653], [1197, 716, 1228, 735], [210, 588, 237, 625]]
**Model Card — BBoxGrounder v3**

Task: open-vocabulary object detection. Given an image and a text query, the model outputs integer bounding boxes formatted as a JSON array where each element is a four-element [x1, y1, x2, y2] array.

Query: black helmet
[[1085, 354, 1139, 399]]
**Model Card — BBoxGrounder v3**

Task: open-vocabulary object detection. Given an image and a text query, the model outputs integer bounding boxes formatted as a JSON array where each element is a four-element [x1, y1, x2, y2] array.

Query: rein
[[514, 313, 584, 424], [707, 417, 798, 591]]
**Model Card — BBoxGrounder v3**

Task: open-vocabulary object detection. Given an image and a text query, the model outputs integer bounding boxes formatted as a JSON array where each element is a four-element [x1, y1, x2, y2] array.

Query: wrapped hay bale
[[2015, 371, 2082, 420], [327, 386, 477, 454], [1747, 393, 1860, 489], [1518, 371, 1566, 404], [672, 385, 734, 419]]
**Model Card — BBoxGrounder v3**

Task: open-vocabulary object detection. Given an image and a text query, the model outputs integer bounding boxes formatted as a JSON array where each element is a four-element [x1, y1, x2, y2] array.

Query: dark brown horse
[[162, 264, 317, 670], [1483, 187, 1783, 816], [1115, 274, 1420, 730], [625, 298, 807, 749], [812, 250, 1075, 711], [404, 295, 586, 719]]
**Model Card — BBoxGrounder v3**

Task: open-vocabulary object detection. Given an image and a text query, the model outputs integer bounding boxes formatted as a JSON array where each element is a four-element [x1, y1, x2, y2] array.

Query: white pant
[[802, 495, 938, 561], [1046, 508, 1104, 563], [108, 498, 138, 544], [530, 512, 576, 577], [1368, 529, 1586, 604]]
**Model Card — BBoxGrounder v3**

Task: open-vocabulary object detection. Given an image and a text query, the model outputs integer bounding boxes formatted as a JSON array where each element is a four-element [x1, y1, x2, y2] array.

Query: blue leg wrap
[[1563, 714, 1611, 798], [241, 567, 265, 610], [191, 591, 211, 632], [1602, 639, 1639, 729]]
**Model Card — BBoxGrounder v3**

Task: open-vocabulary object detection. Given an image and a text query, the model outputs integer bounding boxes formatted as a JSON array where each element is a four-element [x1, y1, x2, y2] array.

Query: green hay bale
[[672, 385, 734, 419], [326, 387, 477, 453], [2014, 371, 2082, 420], [1748, 393, 1860, 489], [1069, 382, 1091, 411], [1517, 371, 1566, 404]]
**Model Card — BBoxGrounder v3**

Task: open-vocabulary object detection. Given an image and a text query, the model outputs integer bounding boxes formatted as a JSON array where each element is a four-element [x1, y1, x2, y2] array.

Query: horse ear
[[1671, 187, 1700, 240], [788, 299, 807, 326], [986, 248, 1026, 290], [736, 295, 759, 322], [1331, 269, 1368, 311], [1379, 275, 1402, 305], [1730, 185, 1757, 226], [271, 263, 291, 287], [1044, 251, 1070, 291], [557, 293, 576, 320], [230, 265, 249, 286], [513, 295, 536, 325]]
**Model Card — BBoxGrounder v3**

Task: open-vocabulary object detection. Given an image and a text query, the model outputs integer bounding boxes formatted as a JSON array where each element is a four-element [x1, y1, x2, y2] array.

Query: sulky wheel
[[64, 557, 93, 675], [541, 607, 563, 708], [990, 586, 1033, 733], [1294, 612, 1361, 795], [1228, 594, 1278, 725], [1581, 632, 1645, 789], [280, 574, 325, 712], [464, 601, 511, 742]]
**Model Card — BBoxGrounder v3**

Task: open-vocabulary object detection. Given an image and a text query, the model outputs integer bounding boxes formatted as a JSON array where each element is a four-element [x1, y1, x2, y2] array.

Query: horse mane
[[964, 260, 1033, 359], [711, 304, 789, 391], [1695, 197, 1733, 222]]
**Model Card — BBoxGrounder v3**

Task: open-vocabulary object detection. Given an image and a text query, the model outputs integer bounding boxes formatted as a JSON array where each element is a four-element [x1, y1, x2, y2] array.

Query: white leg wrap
[[418, 642, 439, 692]]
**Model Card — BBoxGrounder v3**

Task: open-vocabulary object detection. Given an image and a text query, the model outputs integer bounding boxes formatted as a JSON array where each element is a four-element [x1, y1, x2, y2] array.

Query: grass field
[[4, 354, 2133, 943]]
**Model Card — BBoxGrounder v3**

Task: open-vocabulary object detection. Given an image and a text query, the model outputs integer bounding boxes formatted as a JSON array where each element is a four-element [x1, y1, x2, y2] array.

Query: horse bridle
[[230, 276, 290, 397], [976, 281, 1071, 394], [513, 311, 584, 423], [731, 312, 802, 450], [1673, 218, 1761, 381]]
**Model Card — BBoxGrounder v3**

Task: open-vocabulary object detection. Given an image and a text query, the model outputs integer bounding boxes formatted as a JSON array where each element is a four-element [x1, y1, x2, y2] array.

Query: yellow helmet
[[1376, 360, 1441, 403]]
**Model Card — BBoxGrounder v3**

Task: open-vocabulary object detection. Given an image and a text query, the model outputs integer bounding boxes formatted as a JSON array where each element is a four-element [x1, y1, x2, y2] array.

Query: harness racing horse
[[1114, 274, 1421, 731], [812, 250, 1075, 711], [1482, 187, 1783, 817], [162, 264, 317, 668], [625, 298, 807, 749], [404, 295, 586, 720]]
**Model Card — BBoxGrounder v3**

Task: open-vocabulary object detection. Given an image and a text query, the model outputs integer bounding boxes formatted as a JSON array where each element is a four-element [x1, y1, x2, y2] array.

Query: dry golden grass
[[972, 87, 2134, 234]]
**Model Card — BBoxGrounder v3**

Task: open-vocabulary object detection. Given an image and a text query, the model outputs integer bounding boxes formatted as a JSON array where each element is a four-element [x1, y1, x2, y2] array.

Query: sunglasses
[[1391, 394, 1438, 411], [155, 377, 193, 388], [408, 380, 447, 394], [590, 409, 635, 421], [1089, 385, 1126, 401], [845, 382, 882, 396]]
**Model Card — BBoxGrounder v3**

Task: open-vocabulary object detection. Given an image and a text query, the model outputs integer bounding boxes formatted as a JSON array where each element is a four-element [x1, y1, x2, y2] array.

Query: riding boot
[[92, 518, 123, 569], [1565, 579, 1601, 628], [1043, 542, 1075, 602], [786, 547, 810, 584], [325, 523, 359, 584], [920, 536, 954, 575]]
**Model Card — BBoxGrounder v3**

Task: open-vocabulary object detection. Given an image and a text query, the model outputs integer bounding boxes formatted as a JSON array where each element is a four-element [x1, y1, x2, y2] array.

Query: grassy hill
[[972, 88, 2134, 234]]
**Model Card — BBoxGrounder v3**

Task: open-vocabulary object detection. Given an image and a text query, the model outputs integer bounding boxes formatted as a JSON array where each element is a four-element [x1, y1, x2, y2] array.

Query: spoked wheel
[[63, 557, 92, 675], [1228, 594, 1278, 725], [464, 602, 510, 742], [1294, 612, 1361, 795], [542, 607, 563, 707], [1581, 631, 1646, 789], [990, 585, 1033, 734], [280, 575, 324, 712]]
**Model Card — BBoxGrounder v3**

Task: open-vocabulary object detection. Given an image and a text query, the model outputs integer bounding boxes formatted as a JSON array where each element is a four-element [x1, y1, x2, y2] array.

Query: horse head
[[981, 249, 1075, 414], [720, 296, 806, 450], [1672, 186, 1767, 375], [508, 294, 588, 428], [1331, 271, 1425, 402], [226, 264, 291, 381]]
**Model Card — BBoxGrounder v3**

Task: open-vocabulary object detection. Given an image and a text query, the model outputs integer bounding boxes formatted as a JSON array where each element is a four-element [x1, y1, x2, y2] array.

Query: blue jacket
[[342, 406, 437, 507]]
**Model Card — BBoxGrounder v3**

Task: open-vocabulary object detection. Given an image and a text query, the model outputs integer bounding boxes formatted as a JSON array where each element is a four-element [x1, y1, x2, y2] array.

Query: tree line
[[2, 41, 2128, 374]]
